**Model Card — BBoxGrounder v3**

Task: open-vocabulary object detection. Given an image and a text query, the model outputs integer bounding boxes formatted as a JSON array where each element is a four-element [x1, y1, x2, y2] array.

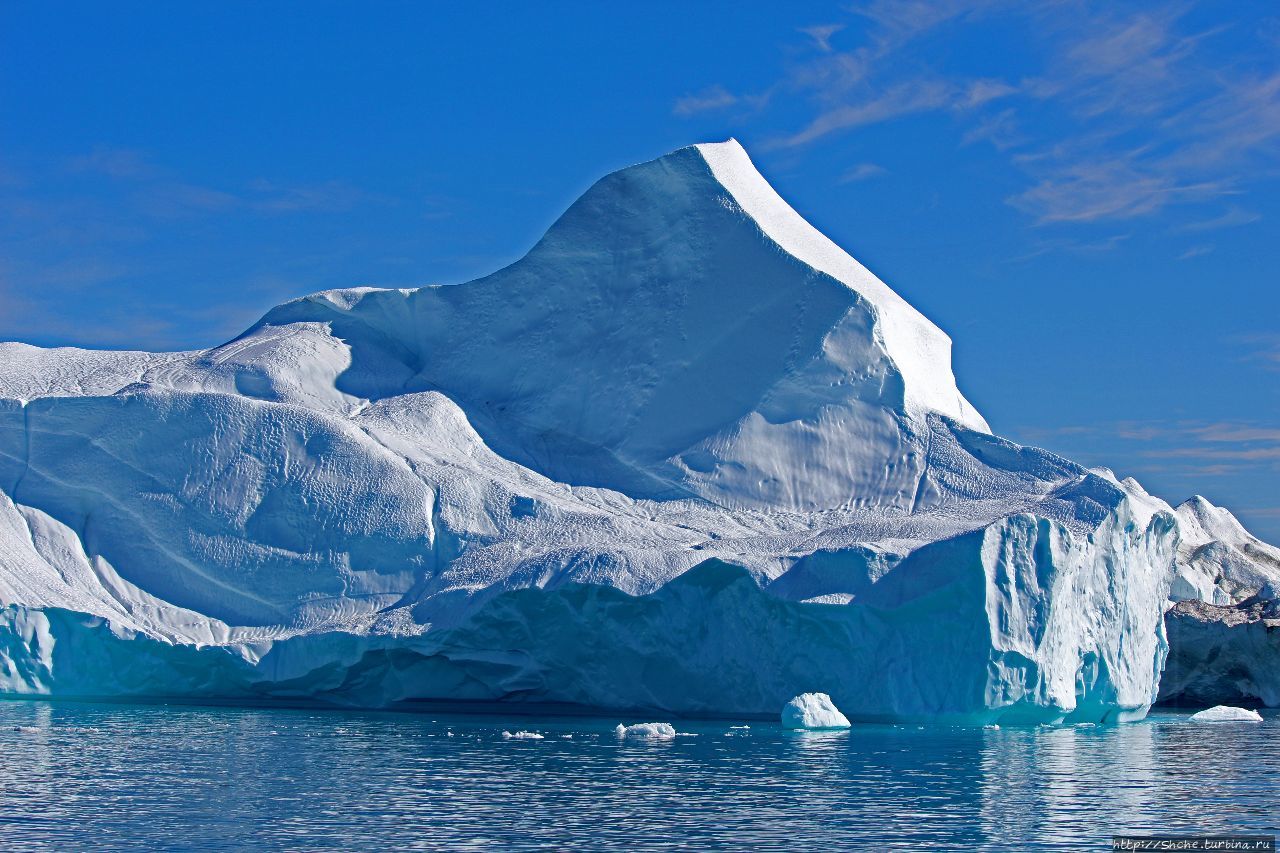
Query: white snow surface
[[697, 142, 987, 434], [614, 723, 677, 739], [781, 693, 851, 729], [1169, 496, 1280, 605], [1188, 706, 1263, 722], [0, 139, 1247, 722]]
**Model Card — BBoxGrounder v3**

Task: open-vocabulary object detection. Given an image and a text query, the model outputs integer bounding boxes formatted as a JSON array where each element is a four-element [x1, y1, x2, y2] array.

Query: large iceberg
[[0, 139, 1240, 723]]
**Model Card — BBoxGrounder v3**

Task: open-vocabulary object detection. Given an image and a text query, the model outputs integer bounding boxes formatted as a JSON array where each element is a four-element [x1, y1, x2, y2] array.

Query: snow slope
[[1169, 496, 1280, 604], [253, 141, 983, 510], [0, 140, 1210, 721]]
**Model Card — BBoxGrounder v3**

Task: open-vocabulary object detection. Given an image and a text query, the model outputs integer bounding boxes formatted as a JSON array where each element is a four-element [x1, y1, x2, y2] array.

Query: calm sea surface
[[0, 700, 1275, 850]]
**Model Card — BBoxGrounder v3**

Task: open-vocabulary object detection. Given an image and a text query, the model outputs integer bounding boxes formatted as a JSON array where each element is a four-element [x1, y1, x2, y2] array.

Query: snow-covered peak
[[1176, 496, 1255, 548], [250, 140, 989, 509], [1170, 495, 1280, 604], [695, 140, 987, 432]]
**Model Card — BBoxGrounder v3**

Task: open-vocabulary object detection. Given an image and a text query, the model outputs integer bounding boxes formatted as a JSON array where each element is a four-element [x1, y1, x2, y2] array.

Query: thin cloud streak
[[798, 24, 844, 52], [1178, 205, 1262, 232], [672, 85, 740, 116], [1177, 244, 1214, 260], [676, 2, 1280, 227], [839, 162, 887, 183]]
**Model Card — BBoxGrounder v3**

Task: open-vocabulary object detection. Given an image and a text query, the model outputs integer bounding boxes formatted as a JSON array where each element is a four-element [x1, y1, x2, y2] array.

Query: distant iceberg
[[1188, 706, 1263, 723], [615, 723, 677, 739]]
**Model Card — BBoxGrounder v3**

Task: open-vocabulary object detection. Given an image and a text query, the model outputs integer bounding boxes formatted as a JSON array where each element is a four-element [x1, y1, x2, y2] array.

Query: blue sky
[[2, 1, 1278, 538]]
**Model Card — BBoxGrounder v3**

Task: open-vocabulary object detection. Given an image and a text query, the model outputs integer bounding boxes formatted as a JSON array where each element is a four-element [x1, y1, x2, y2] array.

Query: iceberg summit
[[0, 140, 1276, 723]]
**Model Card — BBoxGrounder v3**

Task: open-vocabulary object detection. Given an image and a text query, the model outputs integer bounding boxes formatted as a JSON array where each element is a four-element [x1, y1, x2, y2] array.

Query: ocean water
[[0, 701, 1275, 850]]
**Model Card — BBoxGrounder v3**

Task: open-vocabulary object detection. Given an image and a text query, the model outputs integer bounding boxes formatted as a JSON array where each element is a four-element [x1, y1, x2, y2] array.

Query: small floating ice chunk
[[1189, 706, 1263, 723], [729, 725, 750, 730], [781, 692, 852, 730], [502, 730, 545, 739], [983, 724, 1000, 730], [614, 722, 677, 739]]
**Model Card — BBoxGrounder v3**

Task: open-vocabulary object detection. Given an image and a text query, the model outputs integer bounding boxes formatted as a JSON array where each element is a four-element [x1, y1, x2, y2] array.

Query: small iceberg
[[1189, 706, 1263, 723], [781, 692, 851, 730], [502, 730, 545, 739], [614, 722, 676, 739]]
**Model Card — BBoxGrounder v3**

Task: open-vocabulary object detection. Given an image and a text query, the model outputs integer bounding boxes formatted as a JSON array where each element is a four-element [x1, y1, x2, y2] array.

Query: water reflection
[[0, 702, 1274, 849]]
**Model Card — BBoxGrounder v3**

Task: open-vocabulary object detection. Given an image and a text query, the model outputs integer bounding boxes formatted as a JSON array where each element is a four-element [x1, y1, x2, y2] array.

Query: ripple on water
[[0, 703, 1275, 849]]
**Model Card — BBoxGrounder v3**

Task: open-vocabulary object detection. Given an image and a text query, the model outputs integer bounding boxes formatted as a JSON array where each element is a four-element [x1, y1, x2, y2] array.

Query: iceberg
[[1158, 497, 1280, 708], [1187, 706, 1263, 723], [614, 723, 677, 739], [0, 138, 1256, 722], [781, 693, 851, 730]]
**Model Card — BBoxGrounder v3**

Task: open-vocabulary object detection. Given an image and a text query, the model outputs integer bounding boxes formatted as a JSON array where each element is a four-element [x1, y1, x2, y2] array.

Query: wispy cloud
[[1238, 333, 1280, 371], [798, 24, 844, 52], [672, 85, 740, 116], [1192, 423, 1280, 443], [1179, 205, 1262, 232], [839, 162, 887, 183], [960, 79, 1019, 109], [780, 80, 955, 147], [1021, 418, 1280, 474], [1177, 244, 1214, 260], [1008, 156, 1232, 224], [961, 108, 1022, 150], [677, 2, 1280, 229], [1005, 232, 1129, 263], [1143, 445, 1280, 461]]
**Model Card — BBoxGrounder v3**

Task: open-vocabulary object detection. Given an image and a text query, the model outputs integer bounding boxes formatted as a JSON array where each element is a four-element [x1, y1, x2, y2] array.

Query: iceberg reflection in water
[[0, 701, 1275, 849]]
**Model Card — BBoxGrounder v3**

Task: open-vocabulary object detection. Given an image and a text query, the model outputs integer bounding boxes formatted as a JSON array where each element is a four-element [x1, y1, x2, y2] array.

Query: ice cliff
[[0, 139, 1261, 722]]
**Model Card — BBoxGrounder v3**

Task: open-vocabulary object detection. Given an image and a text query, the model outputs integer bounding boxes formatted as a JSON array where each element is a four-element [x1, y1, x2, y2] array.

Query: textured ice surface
[[1188, 706, 1263, 722], [1169, 497, 1280, 605], [614, 723, 676, 739], [0, 139, 1247, 721], [781, 693, 851, 729]]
